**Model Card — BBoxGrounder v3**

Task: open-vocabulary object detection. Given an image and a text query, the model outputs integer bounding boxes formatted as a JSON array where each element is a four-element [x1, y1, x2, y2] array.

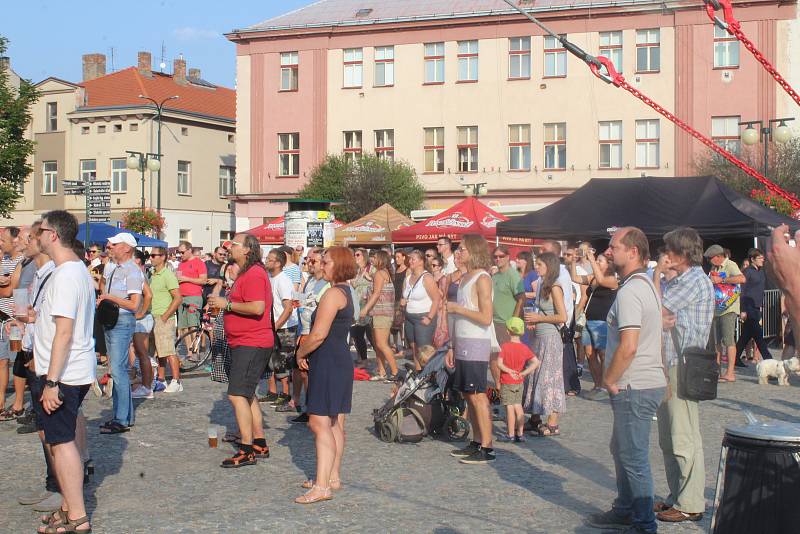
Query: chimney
[[173, 57, 187, 85], [137, 51, 152, 77], [82, 53, 106, 81], [188, 67, 201, 80]]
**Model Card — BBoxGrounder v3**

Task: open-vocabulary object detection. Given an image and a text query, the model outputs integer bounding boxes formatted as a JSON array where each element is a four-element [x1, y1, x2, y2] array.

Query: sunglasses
[[493, 254, 507, 259], [36, 227, 56, 237], [88, 250, 99, 254], [150, 253, 165, 257]]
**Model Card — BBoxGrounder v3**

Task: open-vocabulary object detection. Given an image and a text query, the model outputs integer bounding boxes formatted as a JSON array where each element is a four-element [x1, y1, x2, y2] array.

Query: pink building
[[227, 0, 798, 228]]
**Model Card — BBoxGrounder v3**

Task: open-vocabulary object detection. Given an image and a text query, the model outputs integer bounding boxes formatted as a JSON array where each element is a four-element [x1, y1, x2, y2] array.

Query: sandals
[[369, 374, 387, 382], [99, 421, 129, 434], [301, 478, 341, 490], [234, 442, 270, 459], [220, 449, 256, 468], [566, 390, 578, 397], [40, 510, 66, 526], [537, 424, 561, 437], [294, 485, 333, 504], [38, 511, 91, 533], [0, 407, 25, 421]]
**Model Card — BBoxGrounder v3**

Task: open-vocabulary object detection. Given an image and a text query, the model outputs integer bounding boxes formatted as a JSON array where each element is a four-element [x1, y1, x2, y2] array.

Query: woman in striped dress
[[360, 250, 398, 381]]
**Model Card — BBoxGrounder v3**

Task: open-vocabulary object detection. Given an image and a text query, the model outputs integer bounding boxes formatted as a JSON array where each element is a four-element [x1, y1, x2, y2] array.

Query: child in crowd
[[497, 318, 540, 442], [389, 345, 437, 398]]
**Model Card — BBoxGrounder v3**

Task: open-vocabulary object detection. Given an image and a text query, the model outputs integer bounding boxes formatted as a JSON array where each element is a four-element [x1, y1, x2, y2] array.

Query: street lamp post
[[463, 182, 488, 197], [739, 117, 795, 177], [126, 151, 162, 209], [138, 94, 179, 213]]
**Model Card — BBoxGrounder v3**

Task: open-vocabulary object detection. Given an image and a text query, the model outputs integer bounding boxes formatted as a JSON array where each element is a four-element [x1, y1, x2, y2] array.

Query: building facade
[[227, 0, 798, 226], [8, 52, 236, 251]]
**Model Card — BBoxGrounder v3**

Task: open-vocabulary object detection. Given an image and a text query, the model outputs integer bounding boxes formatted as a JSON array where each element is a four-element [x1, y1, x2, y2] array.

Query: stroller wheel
[[445, 415, 470, 442], [376, 420, 397, 443]]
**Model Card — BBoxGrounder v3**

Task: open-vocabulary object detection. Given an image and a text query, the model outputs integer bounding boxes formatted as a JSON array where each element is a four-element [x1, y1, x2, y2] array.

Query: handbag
[[97, 268, 120, 329], [671, 329, 719, 401], [575, 284, 595, 331]]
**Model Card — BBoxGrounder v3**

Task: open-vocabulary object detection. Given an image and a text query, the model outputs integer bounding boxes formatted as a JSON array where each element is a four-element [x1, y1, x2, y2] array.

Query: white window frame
[[635, 119, 660, 168], [423, 127, 445, 173], [278, 133, 300, 177], [280, 51, 299, 91], [375, 129, 395, 161], [712, 116, 741, 154], [508, 124, 531, 171], [599, 31, 623, 74], [714, 26, 739, 68], [544, 122, 567, 170], [46, 102, 57, 132], [177, 160, 191, 195], [544, 35, 567, 77], [636, 29, 660, 73], [219, 165, 236, 197], [80, 159, 96, 182], [42, 161, 57, 195], [457, 40, 479, 82], [509, 37, 531, 79], [343, 130, 363, 162], [598, 121, 623, 169], [111, 158, 127, 193], [424, 42, 445, 84], [343, 48, 363, 88], [457, 126, 478, 172], [374, 46, 394, 87]]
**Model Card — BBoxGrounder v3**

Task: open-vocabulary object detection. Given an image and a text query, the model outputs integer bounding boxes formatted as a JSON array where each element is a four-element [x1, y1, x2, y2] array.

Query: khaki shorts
[[152, 316, 177, 358], [712, 312, 737, 348], [501, 383, 523, 405], [371, 315, 393, 329]]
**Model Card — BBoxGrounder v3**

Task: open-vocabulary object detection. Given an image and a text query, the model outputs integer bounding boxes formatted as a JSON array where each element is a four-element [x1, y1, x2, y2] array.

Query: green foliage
[[299, 153, 425, 222], [122, 208, 165, 235], [0, 36, 39, 217]]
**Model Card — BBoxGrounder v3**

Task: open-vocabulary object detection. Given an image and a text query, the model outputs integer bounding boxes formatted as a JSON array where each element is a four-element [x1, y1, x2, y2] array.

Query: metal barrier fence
[[762, 289, 782, 339]]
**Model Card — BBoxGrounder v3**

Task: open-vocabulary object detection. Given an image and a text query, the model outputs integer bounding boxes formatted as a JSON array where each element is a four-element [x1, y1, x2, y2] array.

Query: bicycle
[[175, 303, 215, 372]]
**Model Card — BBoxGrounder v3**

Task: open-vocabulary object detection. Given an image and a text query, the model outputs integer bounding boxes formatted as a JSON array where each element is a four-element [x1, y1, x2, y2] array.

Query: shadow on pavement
[[84, 412, 127, 516], [524, 433, 617, 492]]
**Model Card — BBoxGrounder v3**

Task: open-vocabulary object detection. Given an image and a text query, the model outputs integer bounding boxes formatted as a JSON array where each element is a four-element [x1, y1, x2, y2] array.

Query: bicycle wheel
[[176, 328, 213, 372]]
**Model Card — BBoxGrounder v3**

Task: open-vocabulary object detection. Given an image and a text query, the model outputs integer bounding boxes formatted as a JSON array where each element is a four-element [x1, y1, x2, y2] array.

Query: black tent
[[498, 176, 799, 242]]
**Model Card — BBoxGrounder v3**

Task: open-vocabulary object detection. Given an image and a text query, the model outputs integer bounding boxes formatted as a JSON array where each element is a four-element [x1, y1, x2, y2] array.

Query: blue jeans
[[609, 386, 665, 533], [105, 312, 136, 426]]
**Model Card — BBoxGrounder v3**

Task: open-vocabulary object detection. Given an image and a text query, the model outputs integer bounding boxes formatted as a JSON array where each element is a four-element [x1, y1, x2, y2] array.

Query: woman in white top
[[401, 250, 441, 369]]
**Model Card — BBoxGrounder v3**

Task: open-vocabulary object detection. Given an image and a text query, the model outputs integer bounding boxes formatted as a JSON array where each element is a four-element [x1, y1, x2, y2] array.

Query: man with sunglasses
[[203, 246, 228, 307], [491, 245, 522, 387], [86, 246, 102, 269]]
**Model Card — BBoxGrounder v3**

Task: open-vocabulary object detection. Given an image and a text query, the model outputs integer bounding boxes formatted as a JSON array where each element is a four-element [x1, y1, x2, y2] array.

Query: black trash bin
[[711, 421, 800, 534]]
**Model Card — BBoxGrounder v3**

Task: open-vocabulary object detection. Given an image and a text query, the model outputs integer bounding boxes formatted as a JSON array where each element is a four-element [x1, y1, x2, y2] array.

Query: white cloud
[[173, 27, 219, 41]]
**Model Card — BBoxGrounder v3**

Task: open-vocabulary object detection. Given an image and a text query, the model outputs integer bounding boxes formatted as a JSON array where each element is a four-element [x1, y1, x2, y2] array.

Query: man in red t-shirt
[[175, 241, 207, 352], [208, 233, 273, 468], [497, 317, 540, 442]]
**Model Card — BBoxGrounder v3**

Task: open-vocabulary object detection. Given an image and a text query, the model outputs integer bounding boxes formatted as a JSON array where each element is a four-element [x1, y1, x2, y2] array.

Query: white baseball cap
[[108, 233, 137, 248]]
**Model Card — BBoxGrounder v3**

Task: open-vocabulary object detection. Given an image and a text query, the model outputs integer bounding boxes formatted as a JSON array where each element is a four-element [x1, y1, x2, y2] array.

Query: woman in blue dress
[[295, 246, 357, 504]]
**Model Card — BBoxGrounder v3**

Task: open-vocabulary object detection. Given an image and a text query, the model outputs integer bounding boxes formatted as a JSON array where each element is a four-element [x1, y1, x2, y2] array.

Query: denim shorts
[[581, 320, 608, 350], [135, 313, 154, 334], [404, 312, 435, 347]]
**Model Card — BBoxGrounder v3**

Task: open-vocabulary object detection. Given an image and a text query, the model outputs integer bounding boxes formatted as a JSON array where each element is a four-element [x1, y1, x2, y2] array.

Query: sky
[[2, 0, 315, 87]]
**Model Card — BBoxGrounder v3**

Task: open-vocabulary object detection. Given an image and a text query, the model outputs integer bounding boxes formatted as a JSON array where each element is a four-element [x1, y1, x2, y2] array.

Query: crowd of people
[[2, 211, 799, 532]]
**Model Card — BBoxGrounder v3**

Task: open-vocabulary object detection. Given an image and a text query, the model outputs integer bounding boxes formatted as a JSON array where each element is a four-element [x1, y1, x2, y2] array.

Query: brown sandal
[[40, 509, 66, 526], [39, 514, 91, 533]]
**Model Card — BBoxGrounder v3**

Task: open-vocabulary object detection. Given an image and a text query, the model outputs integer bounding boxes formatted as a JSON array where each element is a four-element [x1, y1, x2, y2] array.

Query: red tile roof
[[78, 67, 235, 121]]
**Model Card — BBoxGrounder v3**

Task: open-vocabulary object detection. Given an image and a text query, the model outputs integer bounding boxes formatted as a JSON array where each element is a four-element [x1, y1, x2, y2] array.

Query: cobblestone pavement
[[2, 355, 798, 533]]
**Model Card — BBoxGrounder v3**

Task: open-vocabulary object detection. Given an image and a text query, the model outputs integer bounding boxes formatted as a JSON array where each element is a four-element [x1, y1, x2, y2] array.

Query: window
[[129, 123, 138, 131], [711, 116, 741, 153], [111, 158, 127, 193], [219, 166, 236, 197], [80, 159, 96, 182], [424, 42, 445, 83], [375, 129, 394, 161], [179, 229, 191, 241], [227, 134, 234, 143], [219, 231, 234, 245], [46, 102, 57, 131], [714, 25, 739, 68], [599, 31, 623, 74], [423, 127, 445, 173], [544, 35, 567, 77], [181, 127, 189, 136], [509, 37, 531, 79], [457, 126, 478, 172], [42, 161, 57, 195], [544, 123, 567, 170], [280, 51, 299, 91], [508, 124, 531, 171], [113, 124, 122, 133], [343, 130, 363, 162], [97, 125, 106, 134], [374, 46, 394, 86], [636, 29, 660, 72], [81, 126, 89, 135], [635, 119, 660, 168], [177, 161, 191, 195], [278, 133, 300, 177], [457, 40, 478, 82], [598, 121, 623, 169], [343, 48, 363, 88]]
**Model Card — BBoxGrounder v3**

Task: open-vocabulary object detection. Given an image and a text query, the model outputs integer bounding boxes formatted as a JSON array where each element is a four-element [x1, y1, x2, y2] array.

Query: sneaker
[[459, 447, 496, 464], [152, 379, 167, 392], [496, 434, 515, 442], [16, 422, 37, 434], [369, 374, 387, 382], [91, 380, 103, 398], [383, 373, 398, 383], [291, 412, 309, 424], [450, 441, 480, 458], [576, 364, 584, 378], [220, 449, 256, 468], [258, 392, 278, 403], [102, 377, 113, 399], [586, 509, 633, 530], [271, 394, 290, 407], [131, 385, 154, 399], [514, 435, 527, 443], [584, 388, 609, 401], [164, 380, 183, 393], [276, 403, 299, 413], [16, 410, 34, 425]]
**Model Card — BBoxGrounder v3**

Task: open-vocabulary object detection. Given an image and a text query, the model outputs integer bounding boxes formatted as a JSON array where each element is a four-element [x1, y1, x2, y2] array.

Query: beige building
[[8, 52, 236, 251], [228, 0, 798, 226]]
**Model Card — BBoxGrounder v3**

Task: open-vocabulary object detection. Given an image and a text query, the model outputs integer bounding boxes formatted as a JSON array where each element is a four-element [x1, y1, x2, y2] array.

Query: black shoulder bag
[[97, 268, 120, 329], [671, 329, 719, 401]]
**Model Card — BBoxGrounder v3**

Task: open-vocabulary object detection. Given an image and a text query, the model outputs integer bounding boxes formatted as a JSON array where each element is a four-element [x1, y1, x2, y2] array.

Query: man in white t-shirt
[[30, 210, 95, 534], [437, 237, 457, 275], [264, 249, 298, 408]]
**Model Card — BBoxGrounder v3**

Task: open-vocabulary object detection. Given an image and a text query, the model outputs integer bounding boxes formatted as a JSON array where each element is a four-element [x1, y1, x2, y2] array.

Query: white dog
[[756, 357, 800, 386]]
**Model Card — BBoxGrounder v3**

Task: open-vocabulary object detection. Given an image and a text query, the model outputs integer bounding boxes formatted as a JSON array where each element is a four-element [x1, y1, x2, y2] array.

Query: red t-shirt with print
[[223, 265, 274, 348], [499, 341, 535, 384]]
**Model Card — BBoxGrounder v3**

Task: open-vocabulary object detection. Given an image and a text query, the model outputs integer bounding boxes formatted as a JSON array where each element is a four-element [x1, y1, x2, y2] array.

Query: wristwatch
[[45, 379, 59, 388]]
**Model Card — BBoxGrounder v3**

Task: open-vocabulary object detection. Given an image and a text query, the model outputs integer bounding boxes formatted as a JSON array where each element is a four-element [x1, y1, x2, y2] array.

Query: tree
[[299, 153, 425, 222], [0, 36, 39, 217]]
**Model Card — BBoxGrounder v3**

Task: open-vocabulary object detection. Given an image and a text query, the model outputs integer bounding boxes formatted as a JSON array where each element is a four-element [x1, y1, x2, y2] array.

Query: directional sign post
[[61, 179, 112, 245]]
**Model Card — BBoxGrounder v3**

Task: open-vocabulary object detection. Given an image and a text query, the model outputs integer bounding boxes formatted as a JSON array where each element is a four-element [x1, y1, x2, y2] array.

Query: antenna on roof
[[110, 47, 115, 72], [159, 41, 167, 72]]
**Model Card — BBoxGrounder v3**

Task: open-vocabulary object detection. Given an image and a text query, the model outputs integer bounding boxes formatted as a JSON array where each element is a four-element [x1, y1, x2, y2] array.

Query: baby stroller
[[373, 347, 470, 443]]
